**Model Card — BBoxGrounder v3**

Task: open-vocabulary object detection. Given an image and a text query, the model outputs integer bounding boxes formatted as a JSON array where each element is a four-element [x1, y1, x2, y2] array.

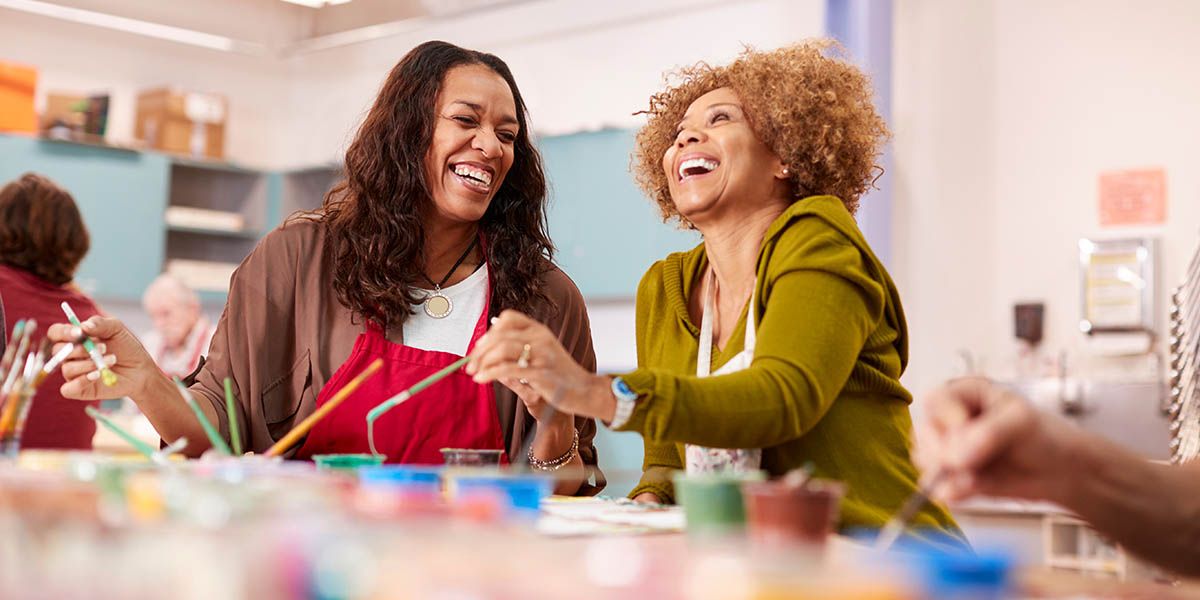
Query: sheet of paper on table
[[538, 496, 686, 537]]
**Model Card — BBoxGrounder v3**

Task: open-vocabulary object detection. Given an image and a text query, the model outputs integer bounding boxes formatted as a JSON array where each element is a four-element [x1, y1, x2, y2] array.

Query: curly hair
[[0, 173, 90, 286], [634, 40, 890, 222], [299, 41, 553, 329]]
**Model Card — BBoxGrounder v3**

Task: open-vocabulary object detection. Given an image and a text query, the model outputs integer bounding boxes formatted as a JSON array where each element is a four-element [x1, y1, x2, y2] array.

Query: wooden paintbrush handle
[[265, 358, 384, 457]]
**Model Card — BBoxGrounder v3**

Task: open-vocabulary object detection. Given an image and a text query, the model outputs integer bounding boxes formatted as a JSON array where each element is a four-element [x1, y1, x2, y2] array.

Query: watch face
[[615, 379, 634, 397]]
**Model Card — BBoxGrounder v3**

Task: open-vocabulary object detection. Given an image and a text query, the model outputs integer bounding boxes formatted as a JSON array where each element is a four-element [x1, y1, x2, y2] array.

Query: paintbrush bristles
[[0, 319, 26, 383], [1, 321, 35, 396]]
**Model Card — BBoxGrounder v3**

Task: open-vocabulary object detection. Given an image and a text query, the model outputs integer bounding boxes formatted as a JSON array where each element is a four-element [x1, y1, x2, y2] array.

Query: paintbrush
[[60, 302, 117, 387], [85, 406, 159, 461], [33, 343, 75, 389], [874, 470, 947, 551], [267, 358, 384, 457], [0, 340, 48, 438], [224, 378, 243, 455], [365, 356, 469, 455], [173, 377, 232, 456], [0, 319, 25, 384], [1, 320, 35, 397]]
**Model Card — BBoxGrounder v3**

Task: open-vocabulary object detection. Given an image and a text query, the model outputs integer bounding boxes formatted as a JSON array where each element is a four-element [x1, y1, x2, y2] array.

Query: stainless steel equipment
[[1169, 237, 1200, 463]]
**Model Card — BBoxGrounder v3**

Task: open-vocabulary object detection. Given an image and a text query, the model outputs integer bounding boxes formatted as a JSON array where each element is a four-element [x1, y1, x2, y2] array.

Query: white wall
[[281, 0, 825, 165], [893, 0, 1200, 412], [891, 0, 998, 404]]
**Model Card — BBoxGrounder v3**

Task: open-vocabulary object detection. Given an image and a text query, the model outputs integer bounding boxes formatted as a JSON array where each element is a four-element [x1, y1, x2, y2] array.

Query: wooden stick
[[265, 358, 384, 457]]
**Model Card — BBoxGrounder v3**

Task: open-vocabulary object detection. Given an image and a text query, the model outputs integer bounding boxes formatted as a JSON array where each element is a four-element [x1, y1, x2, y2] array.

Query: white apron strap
[[696, 268, 757, 378]]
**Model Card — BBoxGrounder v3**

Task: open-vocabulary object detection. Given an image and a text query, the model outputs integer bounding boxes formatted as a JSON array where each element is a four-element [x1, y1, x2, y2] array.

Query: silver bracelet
[[527, 428, 579, 471]]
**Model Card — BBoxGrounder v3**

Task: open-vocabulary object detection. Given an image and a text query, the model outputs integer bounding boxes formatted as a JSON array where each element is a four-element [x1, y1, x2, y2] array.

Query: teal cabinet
[[0, 135, 168, 301], [541, 129, 698, 298]]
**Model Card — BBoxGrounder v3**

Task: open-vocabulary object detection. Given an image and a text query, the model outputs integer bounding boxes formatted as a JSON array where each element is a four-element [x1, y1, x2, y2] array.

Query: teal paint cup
[[313, 453, 384, 472]]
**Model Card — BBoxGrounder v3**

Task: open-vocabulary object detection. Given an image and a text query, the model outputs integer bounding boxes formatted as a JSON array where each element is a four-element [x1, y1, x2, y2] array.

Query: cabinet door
[[541, 129, 698, 298], [0, 135, 168, 301]]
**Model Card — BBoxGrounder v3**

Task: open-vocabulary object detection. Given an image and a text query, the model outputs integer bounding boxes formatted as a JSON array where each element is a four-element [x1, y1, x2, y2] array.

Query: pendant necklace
[[420, 237, 478, 319]]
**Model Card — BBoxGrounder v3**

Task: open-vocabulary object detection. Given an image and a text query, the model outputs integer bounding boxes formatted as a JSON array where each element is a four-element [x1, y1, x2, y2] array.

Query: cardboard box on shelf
[[41, 92, 112, 144], [0, 61, 37, 133], [135, 88, 227, 160], [42, 93, 88, 131]]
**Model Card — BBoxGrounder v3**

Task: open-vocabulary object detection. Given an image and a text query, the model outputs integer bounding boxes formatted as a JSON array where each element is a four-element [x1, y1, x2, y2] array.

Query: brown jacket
[[187, 218, 604, 494]]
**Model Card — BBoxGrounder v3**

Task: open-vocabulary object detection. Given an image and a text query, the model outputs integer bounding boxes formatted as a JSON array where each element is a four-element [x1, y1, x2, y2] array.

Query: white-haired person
[[141, 274, 215, 379]]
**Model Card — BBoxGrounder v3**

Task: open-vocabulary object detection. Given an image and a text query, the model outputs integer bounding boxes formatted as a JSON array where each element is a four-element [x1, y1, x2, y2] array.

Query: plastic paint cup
[[451, 474, 552, 516], [358, 465, 443, 489], [312, 453, 384, 472], [673, 471, 765, 537], [440, 448, 504, 467], [742, 479, 845, 548]]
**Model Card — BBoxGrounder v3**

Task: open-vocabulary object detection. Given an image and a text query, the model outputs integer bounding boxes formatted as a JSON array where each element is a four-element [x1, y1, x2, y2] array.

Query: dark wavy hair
[[306, 41, 553, 329], [0, 173, 90, 286]]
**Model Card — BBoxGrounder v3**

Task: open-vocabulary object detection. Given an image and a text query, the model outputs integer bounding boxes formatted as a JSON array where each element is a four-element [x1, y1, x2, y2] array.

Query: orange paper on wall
[[1098, 168, 1166, 227], [0, 60, 38, 133]]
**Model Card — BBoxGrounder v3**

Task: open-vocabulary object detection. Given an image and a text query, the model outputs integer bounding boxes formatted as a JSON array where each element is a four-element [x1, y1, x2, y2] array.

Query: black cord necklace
[[420, 237, 478, 319]]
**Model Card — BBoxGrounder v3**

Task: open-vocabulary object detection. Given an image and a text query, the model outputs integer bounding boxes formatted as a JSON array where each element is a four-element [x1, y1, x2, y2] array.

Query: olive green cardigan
[[617, 195, 966, 548]]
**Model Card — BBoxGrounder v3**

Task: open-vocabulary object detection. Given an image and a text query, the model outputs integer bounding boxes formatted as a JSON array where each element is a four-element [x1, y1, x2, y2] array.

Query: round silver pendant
[[424, 293, 453, 319]]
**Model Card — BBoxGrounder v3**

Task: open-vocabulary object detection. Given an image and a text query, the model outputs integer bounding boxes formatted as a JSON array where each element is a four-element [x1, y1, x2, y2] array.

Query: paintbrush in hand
[[874, 470, 947, 551]]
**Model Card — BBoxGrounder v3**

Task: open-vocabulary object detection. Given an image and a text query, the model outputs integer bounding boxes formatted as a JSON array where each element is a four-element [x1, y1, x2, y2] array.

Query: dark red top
[[0, 263, 99, 450]]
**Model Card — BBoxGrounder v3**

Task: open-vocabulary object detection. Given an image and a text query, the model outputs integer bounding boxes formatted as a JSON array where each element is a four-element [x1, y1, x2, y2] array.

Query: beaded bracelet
[[527, 428, 579, 471]]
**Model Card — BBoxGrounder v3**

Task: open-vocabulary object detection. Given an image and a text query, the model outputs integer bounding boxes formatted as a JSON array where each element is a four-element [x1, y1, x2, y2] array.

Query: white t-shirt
[[403, 264, 489, 356]]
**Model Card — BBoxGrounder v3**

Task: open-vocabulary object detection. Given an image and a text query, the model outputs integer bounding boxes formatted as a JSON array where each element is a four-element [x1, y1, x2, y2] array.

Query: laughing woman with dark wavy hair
[[49, 41, 603, 495]]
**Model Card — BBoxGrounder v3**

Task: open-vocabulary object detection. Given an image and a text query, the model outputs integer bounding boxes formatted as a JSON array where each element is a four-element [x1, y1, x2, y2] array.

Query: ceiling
[[0, 0, 538, 55]]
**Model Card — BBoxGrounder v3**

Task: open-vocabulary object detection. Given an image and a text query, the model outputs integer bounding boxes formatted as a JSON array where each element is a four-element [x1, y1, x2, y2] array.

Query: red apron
[[293, 250, 505, 465]]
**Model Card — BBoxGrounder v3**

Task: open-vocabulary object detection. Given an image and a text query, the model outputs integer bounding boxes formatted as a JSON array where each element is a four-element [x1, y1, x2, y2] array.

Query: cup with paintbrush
[[0, 323, 79, 457], [742, 463, 845, 549]]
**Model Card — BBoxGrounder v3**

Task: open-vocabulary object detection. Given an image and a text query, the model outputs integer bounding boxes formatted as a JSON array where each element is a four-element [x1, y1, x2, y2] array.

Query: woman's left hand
[[467, 310, 615, 422]]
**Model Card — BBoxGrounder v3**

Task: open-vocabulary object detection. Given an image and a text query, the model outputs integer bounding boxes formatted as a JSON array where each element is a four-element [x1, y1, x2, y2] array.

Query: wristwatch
[[608, 376, 639, 429]]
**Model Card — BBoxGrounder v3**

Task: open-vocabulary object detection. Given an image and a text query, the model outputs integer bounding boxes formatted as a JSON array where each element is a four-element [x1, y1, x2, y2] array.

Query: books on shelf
[[165, 259, 238, 292], [164, 206, 245, 233]]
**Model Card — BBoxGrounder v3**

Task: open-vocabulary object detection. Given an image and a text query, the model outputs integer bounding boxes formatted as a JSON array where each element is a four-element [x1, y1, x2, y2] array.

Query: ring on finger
[[518, 378, 530, 386], [517, 343, 532, 369]]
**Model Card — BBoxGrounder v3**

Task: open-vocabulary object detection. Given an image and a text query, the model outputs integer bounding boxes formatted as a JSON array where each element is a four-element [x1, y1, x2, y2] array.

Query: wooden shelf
[[165, 223, 260, 239], [169, 155, 265, 174], [37, 132, 143, 154]]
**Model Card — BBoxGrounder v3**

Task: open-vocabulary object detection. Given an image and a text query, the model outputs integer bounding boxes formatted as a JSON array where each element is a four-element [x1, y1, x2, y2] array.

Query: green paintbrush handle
[[85, 406, 157, 459], [174, 378, 232, 456], [224, 378, 242, 455], [366, 356, 469, 423]]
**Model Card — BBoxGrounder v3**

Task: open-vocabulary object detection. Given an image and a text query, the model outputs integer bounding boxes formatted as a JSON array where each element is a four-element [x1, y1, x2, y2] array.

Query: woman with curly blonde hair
[[468, 41, 965, 547]]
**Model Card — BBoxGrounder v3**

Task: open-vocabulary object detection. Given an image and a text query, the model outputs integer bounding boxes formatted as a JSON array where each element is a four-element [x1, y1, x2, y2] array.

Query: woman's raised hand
[[466, 310, 616, 422]]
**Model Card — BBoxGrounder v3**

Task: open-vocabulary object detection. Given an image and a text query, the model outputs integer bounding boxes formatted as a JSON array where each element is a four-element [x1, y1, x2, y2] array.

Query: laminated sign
[[1099, 168, 1167, 227]]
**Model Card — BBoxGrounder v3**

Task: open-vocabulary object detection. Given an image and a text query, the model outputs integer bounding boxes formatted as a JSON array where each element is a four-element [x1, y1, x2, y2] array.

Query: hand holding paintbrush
[[47, 315, 159, 401], [61, 302, 116, 387]]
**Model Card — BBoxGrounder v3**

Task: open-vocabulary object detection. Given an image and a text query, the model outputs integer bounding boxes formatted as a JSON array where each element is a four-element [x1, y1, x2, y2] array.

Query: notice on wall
[[1079, 238, 1156, 334], [1098, 168, 1167, 227]]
